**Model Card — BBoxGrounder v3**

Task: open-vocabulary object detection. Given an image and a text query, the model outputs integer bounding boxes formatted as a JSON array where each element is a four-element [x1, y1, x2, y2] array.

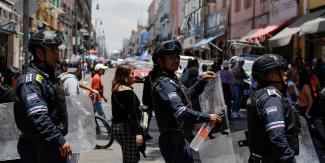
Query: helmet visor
[[158, 40, 182, 52]]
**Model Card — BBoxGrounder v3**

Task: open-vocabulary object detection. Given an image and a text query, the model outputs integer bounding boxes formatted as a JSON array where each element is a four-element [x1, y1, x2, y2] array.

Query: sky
[[92, 0, 152, 53]]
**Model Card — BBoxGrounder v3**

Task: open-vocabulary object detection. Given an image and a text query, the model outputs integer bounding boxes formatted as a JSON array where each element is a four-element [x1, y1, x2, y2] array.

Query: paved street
[[79, 68, 165, 163]]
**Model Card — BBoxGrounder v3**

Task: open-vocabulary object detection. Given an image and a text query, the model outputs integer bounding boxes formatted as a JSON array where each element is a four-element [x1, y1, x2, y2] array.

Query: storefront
[[268, 9, 325, 62], [0, 2, 20, 68]]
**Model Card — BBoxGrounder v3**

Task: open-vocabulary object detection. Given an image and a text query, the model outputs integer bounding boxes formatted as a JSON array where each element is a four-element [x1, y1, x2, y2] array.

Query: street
[[79, 68, 165, 163]]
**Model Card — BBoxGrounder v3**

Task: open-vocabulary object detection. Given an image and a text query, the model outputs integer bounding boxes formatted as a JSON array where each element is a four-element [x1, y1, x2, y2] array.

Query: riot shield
[[65, 95, 96, 154], [199, 73, 227, 114], [0, 102, 20, 161], [198, 74, 235, 161]]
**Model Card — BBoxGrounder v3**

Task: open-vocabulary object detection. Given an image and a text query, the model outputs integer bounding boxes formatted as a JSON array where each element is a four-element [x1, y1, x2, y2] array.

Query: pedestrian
[[247, 54, 299, 162], [231, 57, 248, 119], [82, 61, 88, 80], [14, 29, 72, 163], [298, 72, 325, 149], [149, 40, 221, 163], [0, 66, 20, 103], [209, 57, 222, 73], [89, 63, 108, 119], [55, 59, 69, 78], [201, 64, 208, 72], [179, 58, 199, 86], [219, 60, 234, 120], [286, 69, 299, 106], [111, 63, 144, 163], [0, 66, 20, 163], [298, 72, 315, 118]]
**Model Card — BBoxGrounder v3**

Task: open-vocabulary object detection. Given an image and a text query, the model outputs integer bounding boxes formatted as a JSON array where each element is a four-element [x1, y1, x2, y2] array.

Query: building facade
[[0, 0, 22, 68]]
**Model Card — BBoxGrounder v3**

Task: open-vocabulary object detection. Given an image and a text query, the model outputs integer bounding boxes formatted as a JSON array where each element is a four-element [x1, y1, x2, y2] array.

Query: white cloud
[[92, 0, 152, 52]]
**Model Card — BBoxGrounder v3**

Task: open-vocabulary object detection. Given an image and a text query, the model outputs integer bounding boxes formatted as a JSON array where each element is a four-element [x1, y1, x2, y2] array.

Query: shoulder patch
[[246, 98, 251, 105], [168, 92, 178, 100], [25, 74, 33, 83], [266, 88, 277, 96], [266, 106, 278, 115], [26, 93, 39, 103], [35, 74, 44, 83]]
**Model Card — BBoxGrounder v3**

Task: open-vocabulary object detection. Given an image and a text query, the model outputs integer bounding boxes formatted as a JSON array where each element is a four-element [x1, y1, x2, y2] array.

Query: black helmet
[[252, 54, 288, 81], [28, 29, 63, 54], [152, 40, 182, 64]]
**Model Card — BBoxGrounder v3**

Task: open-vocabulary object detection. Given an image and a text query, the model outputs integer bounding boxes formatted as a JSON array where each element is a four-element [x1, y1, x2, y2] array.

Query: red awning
[[245, 19, 292, 43], [246, 25, 278, 43]]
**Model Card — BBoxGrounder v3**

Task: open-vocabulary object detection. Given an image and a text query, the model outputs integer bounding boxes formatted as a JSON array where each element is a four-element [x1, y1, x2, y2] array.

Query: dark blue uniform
[[151, 71, 210, 163], [247, 86, 299, 163], [14, 64, 68, 163]]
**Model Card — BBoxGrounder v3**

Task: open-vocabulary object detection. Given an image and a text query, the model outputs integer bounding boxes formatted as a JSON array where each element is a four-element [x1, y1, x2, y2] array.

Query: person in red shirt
[[90, 63, 108, 119]]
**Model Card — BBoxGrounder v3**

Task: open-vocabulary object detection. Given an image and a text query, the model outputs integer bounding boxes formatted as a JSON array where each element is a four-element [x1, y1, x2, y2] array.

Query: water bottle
[[190, 123, 213, 151]]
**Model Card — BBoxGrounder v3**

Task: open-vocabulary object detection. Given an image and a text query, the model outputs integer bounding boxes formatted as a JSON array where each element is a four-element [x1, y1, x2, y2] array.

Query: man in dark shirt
[[14, 29, 72, 163]]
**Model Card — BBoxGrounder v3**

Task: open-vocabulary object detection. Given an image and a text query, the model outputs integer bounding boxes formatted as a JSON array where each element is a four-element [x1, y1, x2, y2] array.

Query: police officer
[[150, 40, 221, 163], [14, 29, 72, 163], [247, 54, 299, 163]]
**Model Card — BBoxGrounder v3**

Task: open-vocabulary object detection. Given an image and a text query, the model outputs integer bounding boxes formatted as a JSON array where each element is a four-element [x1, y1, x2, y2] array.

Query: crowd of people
[[1, 29, 325, 163]]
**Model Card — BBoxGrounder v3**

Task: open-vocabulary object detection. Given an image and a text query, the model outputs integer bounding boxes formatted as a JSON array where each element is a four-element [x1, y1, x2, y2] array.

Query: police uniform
[[151, 70, 211, 163], [14, 64, 68, 163], [247, 86, 299, 163]]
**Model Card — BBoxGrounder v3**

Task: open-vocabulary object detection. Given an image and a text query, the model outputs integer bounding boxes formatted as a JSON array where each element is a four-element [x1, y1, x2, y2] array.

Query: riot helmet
[[28, 29, 63, 54], [252, 54, 288, 82], [152, 40, 182, 64]]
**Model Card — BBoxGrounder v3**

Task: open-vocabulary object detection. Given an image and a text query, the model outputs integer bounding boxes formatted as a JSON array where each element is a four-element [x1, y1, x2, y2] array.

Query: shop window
[[235, 0, 241, 12]]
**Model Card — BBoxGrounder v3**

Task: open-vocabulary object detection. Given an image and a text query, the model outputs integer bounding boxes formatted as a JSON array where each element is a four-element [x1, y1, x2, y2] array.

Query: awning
[[246, 25, 278, 43], [268, 9, 325, 47], [300, 15, 325, 35], [195, 32, 224, 47], [243, 19, 292, 44], [240, 28, 261, 42]]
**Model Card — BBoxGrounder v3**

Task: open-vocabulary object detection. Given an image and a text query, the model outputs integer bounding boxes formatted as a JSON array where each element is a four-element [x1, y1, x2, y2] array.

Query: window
[[235, 0, 241, 12], [244, 0, 252, 9]]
